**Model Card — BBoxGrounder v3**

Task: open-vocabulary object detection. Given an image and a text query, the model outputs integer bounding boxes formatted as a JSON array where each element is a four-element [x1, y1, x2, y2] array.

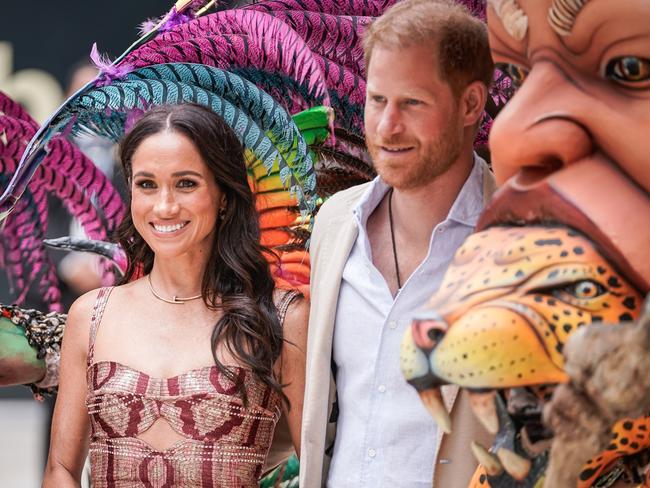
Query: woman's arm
[[277, 296, 309, 456], [42, 291, 97, 487]]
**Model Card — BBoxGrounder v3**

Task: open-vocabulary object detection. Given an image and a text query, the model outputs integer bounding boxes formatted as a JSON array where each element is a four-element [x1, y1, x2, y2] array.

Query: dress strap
[[276, 289, 302, 326], [87, 287, 114, 367]]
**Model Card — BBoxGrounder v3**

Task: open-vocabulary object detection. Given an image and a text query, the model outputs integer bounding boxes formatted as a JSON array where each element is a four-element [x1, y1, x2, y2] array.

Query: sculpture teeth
[[418, 388, 452, 434], [496, 447, 532, 481], [470, 441, 503, 476], [468, 390, 499, 434]]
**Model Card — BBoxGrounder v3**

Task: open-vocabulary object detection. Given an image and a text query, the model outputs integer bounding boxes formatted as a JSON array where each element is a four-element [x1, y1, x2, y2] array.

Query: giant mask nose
[[489, 62, 594, 186]]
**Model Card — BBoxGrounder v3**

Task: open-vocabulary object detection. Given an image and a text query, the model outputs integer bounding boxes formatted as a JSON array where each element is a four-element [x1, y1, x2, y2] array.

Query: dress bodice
[[85, 287, 295, 488]]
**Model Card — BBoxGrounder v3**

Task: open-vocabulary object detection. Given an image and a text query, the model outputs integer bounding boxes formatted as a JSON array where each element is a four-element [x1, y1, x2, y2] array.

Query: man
[[301, 1, 497, 486]]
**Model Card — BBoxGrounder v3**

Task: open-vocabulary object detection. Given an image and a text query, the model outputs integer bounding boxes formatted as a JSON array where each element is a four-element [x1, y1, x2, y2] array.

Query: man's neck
[[389, 152, 475, 245], [366, 150, 475, 296]]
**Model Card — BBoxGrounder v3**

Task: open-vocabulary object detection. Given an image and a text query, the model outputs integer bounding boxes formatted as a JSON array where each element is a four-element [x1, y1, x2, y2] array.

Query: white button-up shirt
[[327, 157, 486, 487]]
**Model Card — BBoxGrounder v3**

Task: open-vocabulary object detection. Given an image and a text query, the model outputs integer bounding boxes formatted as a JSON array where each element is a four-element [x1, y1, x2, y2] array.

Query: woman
[[42, 103, 308, 487]]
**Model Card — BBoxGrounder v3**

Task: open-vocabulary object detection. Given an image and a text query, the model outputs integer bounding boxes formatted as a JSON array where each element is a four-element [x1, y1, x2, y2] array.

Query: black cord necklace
[[388, 188, 402, 290]]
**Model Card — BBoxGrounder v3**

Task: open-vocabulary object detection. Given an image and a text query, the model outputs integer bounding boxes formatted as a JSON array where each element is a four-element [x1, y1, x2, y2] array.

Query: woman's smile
[[150, 221, 190, 235]]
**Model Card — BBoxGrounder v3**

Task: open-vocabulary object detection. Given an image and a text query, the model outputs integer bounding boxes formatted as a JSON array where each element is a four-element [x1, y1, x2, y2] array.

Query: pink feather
[[124, 10, 331, 101]]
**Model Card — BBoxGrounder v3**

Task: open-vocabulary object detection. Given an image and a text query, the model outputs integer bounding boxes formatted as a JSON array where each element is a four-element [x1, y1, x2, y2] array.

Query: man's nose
[[153, 189, 180, 216], [376, 104, 404, 138], [489, 62, 594, 186]]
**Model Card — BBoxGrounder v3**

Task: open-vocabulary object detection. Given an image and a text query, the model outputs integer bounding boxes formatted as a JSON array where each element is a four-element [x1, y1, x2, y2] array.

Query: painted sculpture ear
[[461, 80, 488, 128]]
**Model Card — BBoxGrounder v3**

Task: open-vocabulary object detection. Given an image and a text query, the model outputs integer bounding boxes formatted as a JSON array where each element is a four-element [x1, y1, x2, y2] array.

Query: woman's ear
[[461, 80, 488, 127]]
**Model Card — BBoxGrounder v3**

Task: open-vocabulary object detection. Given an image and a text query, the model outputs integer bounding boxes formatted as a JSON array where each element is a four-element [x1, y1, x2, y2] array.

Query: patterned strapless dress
[[85, 287, 296, 488]]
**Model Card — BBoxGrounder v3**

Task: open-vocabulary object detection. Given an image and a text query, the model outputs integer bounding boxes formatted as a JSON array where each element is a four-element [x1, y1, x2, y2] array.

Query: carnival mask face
[[130, 130, 224, 260], [400, 226, 648, 486], [487, 0, 650, 193]]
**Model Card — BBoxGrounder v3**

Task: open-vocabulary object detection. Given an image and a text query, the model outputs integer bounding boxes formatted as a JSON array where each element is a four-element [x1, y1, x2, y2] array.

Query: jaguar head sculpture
[[401, 224, 647, 486]]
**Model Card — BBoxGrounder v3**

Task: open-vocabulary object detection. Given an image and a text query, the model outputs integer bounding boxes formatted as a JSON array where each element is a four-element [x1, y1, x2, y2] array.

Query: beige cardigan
[[300, 161, 496, 487]]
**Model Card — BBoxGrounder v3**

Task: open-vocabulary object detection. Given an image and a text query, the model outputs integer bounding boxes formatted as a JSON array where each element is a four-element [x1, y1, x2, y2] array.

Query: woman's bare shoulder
[[62, 288, 102, 353], [68, 288, 102, 322], [274, 289, 309, 338]]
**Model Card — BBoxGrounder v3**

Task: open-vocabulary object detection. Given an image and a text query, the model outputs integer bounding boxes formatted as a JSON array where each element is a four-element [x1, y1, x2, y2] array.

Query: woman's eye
[[134, 179, 156, 189], [555, 280, 606, 300], [496, 63, 530, 89], [177, 179, 197, 189], [605, 56, 650, 87]]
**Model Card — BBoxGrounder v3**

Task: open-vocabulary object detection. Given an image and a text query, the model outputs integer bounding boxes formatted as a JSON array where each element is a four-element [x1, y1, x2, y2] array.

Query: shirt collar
[[351, 153, 486, 229], [446, 155, 485, 227]]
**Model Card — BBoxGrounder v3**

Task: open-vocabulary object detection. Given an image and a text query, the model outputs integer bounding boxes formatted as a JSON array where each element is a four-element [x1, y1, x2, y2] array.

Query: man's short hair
[[363, 0, 494, 97]]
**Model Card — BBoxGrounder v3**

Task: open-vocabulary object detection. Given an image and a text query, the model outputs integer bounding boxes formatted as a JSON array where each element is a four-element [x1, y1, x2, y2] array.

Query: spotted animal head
[[400, 225, 647, 486]]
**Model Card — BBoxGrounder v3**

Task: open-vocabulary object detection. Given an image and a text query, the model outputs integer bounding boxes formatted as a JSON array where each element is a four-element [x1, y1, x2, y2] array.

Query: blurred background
[[0, 1, 168, 485]]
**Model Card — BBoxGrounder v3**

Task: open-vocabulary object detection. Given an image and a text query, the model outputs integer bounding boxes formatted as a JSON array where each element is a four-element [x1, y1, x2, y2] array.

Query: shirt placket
[[355, 253, 394, 485]]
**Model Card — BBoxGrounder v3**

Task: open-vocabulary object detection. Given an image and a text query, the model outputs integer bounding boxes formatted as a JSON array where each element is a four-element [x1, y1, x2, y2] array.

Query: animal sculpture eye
[[605, 56, 650, 86], [496, 63, 530, 88], [561, 280, 605, 299]]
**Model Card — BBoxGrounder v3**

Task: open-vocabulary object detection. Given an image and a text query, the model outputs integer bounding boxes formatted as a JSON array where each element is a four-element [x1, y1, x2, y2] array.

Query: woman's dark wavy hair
[[116, 103, 284, 404]]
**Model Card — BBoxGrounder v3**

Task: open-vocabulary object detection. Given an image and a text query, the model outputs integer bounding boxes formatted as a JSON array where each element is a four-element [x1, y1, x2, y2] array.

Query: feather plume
[[2, 0, 468, 306], [127, 10, 331, 103], [244, 0, 398, 16], [90, 43, 134, 86], [0, 93, 122, 309]]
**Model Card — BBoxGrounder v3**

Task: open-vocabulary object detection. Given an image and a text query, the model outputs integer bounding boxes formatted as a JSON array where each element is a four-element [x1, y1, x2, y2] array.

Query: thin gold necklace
[[147, 274, 202, 304]]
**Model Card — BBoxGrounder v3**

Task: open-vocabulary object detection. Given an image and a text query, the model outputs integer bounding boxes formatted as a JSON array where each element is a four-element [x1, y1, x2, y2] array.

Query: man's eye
[[496, 62, 530, 89], [370, 95, 385, 104], [405, 99, 422, 106], [605, 56, 650, 87], [554, 280, 606, 300]]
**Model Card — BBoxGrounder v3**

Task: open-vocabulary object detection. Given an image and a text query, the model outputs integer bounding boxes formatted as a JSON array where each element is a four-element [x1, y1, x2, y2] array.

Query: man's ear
[[460, 81, 488, 127]]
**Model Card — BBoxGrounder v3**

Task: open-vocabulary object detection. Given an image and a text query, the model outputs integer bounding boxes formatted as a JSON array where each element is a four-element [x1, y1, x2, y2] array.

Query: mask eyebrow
[[548, 0, 590, 37]]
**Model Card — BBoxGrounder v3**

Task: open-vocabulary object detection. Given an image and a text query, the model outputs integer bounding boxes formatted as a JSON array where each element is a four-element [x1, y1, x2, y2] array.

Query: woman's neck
[[149, 253, 207, 297]]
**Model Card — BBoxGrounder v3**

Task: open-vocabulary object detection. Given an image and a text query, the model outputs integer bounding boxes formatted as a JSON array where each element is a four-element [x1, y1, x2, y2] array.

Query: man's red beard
[[366, 124, 463, 190]]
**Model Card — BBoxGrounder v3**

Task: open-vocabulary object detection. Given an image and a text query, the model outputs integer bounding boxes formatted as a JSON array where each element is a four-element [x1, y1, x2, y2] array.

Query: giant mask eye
[[496, 63, 530, 89], [605, 56, 650, 88], [553, 280, 606, 301]]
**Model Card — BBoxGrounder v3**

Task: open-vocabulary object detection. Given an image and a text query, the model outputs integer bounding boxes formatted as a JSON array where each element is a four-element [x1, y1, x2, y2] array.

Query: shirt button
[[377, 384, 386, 393], [388, 320, 398, 329], [368, 448, 376, 458]]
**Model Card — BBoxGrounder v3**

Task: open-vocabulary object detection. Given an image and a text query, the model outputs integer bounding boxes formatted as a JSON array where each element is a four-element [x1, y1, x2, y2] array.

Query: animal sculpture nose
[[411, 313, 448, 351], [489, 62, 595, 187]]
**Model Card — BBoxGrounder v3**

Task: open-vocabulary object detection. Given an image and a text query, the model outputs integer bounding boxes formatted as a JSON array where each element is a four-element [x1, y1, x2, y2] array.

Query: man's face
[[364, 44, 465, 190], [488, 0, 650, 192]]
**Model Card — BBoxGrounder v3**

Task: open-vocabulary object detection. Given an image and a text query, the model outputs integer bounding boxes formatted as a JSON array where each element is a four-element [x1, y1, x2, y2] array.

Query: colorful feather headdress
[[0, 0, 511, 310]]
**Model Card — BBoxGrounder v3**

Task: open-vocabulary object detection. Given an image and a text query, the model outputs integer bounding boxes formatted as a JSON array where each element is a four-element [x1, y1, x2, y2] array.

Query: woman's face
[[130, 130, 223, 261]]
